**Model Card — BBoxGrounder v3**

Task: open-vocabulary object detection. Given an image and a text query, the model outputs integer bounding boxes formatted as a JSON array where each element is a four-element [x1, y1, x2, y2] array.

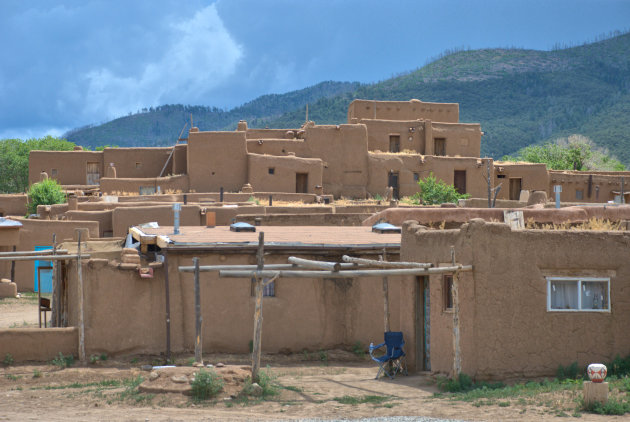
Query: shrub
[[190, 369, 223, 401], [583, 397, 630, 415], [410, 172, 469, 205], [557, 361, 582, 380], [51, 352, 74, 369], [3, 353, 14, 366], [27, 178, 66, 214], [607, 354, 630, 377]]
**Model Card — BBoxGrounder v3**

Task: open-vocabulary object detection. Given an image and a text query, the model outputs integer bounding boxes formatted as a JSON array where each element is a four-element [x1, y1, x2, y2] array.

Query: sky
[[1, 0, 629, 139]]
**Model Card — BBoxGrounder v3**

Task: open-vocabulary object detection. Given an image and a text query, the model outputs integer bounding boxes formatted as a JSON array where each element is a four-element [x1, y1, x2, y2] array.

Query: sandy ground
[[0, 296, 42, 328]]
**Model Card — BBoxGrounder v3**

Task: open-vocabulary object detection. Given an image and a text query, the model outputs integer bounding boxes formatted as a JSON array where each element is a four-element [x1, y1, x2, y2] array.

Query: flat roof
[[135, 225, 400, 251]]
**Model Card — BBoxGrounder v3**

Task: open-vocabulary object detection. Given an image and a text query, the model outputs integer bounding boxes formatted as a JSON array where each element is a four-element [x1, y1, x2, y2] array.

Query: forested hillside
[[66, 32, 630, 164]]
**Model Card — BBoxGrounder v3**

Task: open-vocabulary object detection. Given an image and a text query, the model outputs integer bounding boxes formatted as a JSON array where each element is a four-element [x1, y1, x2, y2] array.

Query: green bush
[[51, 352, 74, 369], [27, 178, 66, 214], [3, 353, 14, 366], [190, 369, 224, 400], [583, 398, 630, 415], [410, 172, 469, 205], [607, 354, 630, 377], [556, 361, 582, 380]]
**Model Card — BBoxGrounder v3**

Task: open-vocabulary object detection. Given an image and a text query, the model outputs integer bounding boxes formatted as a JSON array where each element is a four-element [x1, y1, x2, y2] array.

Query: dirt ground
[[0, 297, 622, 421]]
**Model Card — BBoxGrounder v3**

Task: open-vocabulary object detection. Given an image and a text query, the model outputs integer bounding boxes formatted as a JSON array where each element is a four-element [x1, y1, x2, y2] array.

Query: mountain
[[64, 81, 361, 147], [65, 31, 630, 164]]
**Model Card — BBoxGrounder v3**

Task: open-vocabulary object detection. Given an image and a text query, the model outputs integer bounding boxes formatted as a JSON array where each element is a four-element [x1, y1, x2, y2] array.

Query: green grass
[[333, 395, 390, 405]]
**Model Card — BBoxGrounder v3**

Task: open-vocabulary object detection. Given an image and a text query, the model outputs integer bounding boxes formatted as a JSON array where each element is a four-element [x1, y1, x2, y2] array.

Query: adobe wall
[[29, 150, 103, 186], [348, 99, 459, 123], [111, 205, 203, 237], [247, 154, 323, 193], [550, 170, 630, 203], [430, 122, 482, 158], [6, 219, 99, 291], [402, 220, 630, 379], [246, 139, 309, 156], [172, 144, 188, 175], [305, 124, 369, 198], [358, 119, 425, 153], [0, 328, 78, 362], [102, 147, 172, 178], [236, 213, 370, 226], [65, 210, 113, 237], [244, 128, 299, 139], [65, 252, 407, 357], [187, 130, 248, 193], [0, 194, 27, 216], [494, 162, 550, 201], [99, 175, 189, 195], [367, 154, 489, 199]]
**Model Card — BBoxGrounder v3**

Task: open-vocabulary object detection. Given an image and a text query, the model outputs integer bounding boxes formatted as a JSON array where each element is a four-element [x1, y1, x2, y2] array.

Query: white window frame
[[546, 277, 610, 313]]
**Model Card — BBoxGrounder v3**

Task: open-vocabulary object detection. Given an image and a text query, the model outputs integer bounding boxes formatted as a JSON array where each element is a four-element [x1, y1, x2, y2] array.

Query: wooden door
[[296, 173, 308, 193], [509, 178, 522, 201], [415, 276, 430, 371], [453, 170, 466, 195], [86, 162, 100, 185], [434, 138, 446, 156], [389, 135, 400, 153]]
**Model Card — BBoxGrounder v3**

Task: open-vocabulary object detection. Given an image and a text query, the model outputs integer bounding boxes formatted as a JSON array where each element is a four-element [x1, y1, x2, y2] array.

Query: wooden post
[[77, 231, 86, 364], [451, 246, 461, 378], [51, 234, 59, 327], [10, 245, 15, 284], [193, 257, 202, 364], [251, 232, 265, 382], [486, 159, 492, 208], [37, 266, 42, 328], [164, 251, 172, 363], [381, 249, 390, 333]]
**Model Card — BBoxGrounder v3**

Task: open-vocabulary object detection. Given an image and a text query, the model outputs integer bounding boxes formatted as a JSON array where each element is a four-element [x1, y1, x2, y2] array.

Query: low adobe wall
[[99, 175, 190, 195], [236, 213, 371, 226], [65, 210, 113, 237], [111, 205, 203, 237], [0, 194, 28, 216], [0, 328, 78, 362]]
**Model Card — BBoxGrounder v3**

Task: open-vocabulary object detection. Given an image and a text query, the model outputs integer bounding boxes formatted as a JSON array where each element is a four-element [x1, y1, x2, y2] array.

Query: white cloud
[[82, 3, 243, 119]]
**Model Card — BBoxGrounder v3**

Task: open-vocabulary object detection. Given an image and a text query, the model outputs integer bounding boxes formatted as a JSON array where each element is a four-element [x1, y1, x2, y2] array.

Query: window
[[434, 138, 446, 156], [268, 168, 275, 175], [389, 135, 400, 153], [413, 173, 420, 182], [251, 279, 275, 297], [443, 274, 453, 310], [51, 169, 58, 178], [576, 189, 584, 200], [547, 277, 610, 312], [135, 162, 142, 169]]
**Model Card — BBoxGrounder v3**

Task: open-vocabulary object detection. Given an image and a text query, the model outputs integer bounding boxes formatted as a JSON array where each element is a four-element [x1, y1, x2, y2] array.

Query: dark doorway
[[388, 172, 399, 199], [509, 177, 522, 201], [453, 170, 466, 195], [296, 173, 308, 193], [389, 135, 400, 153], [434, 138, 446, 156], [415, 276, 430, 371]]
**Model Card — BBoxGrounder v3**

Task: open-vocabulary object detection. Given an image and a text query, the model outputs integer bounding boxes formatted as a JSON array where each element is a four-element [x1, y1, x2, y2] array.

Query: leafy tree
[[410, 172, 469, 205], [27, 178, 66, 215], [0, 136, 75, 193]]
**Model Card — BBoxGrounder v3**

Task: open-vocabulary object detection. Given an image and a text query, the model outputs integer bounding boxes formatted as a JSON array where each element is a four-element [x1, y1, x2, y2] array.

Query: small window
[[135, 162, 142, 169], [268, 168, 275, 175], [497, 174, 506, 179], [576, 189, 584, 200], [251, 279, 275, 297], [443, 274, 453, 310], [413, 173, 420, 182], [51, 169, 58, 177], [547, 277, 610, 312]]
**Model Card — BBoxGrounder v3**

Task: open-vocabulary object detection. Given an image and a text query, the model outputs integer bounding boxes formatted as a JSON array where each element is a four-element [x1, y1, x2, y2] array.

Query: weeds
[[5, 374, 20, 381], [318, 350, 328, 364], [557, 361, 582, 380], [333, 395, 390, 405], [51, 352, 74, 368], [582, 397, 630, 415], [190, 369, 224, 401], [351, 341, 366, 358], [3, 353, 14, 366], [32, 370, 41, 379]]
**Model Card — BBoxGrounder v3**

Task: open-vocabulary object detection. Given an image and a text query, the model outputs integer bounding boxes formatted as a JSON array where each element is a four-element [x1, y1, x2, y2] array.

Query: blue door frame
[[34, 246, 53, 293]]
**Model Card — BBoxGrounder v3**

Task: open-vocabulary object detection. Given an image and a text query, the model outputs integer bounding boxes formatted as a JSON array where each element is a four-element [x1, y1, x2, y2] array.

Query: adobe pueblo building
[[28, 99, 630, 203]]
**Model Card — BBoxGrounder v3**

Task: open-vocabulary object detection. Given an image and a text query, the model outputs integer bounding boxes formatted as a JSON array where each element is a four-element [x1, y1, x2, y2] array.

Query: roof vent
[[230, 222, 256, 232], [372, 222, 401, 234]]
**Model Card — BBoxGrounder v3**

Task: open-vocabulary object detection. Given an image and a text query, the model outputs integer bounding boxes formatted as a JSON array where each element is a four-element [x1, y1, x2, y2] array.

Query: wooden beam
[[251, 232, 265, 383], [164, 251, 172, 363], [219, 265, 472, 279], [193, 257, 202, 364], [342, 255, 432, 268], [77, 231, 86, 364], [0, 249, 68, 257], [0, 254, 90, 262], [129, 227, 156, 245], [451, 246, 461, 379], [288, 256, 341, 271], [381, 250, 390, 333]]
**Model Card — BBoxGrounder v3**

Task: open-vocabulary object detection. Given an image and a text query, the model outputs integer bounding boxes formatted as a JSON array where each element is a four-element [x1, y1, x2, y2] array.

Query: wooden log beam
[[0, 249, 68, 257], [219, 265, 472, 279], [342, 255, 433, 269], [77, 231, 86, 364], [288, 256, 341, 271], [251, 232, 265, 383], [0, 254, 90, 262], [193, 257, 202, 364]]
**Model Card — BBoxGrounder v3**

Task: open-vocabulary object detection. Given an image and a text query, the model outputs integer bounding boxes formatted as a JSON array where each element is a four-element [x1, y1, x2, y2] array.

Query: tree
[[0, 136, 75, 193], [27, 178, 66, 215], [410, 173, 470, 205]]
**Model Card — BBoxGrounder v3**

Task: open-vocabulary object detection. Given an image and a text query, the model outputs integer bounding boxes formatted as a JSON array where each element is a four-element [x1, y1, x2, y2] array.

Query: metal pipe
[[219, 265, 472, 279], [342, 255, 432, 268]]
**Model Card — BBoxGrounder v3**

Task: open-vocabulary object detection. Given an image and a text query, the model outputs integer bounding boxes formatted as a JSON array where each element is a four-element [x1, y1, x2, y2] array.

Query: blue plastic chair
[[369, 331, 408, 379]]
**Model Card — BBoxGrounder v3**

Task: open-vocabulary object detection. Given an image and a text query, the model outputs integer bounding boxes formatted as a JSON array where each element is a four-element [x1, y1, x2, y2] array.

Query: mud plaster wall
[[402, 220, 630, 380], [65, 252, 406, 357], [550, 171, 630, 203], [99, 175, 189, 195], [359, 120, 425, 153], [5, 219, 99, 292], [0, 328, 78, 362], [102, 148, 172, 178], [0, 195, 27, 216], [172, 144, 188, 175], [430, 122, 482, 158], [187, 131, 248, 193], [111, 205, 203, 237], [65, 210, 113, 237], [348, 99, 459, 123], [494, 163, 549, 200], [247, 154, 323, 193], [246, 139, 309, 156], [29, 151, 104, 185]]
